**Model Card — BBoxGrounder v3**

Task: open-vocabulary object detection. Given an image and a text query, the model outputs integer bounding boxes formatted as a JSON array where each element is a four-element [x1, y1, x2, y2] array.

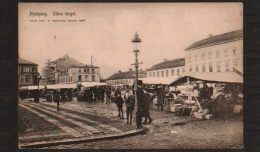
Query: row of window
[[19, 66, 37, 73], [58, 75, 96, 83], [188, 60, 239, 73], [148, 68, 185, 78], [188, 46, 238, 62], [78, 68, 95, 73]]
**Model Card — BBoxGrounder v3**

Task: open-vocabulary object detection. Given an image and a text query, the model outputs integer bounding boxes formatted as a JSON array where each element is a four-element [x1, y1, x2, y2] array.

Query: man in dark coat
[[156, 85, 165, 111], [124, 90, 135, 125], [142, 92, 154, 124], [115, 93, 124, 119], [136, 80, 145, 129]]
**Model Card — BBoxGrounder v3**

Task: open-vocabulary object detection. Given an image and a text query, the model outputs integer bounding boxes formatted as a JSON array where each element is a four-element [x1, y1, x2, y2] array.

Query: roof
[[52, 55, 99, 71], [186, 29, 243, 50], [149, 58, 185, 71], [169, 72, 243, 86], [106, 70, 146, 80], [18, 58, 37, 65]]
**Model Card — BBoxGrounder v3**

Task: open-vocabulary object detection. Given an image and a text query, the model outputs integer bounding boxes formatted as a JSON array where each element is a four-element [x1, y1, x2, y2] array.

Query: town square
[[18, 3, 243, 149]]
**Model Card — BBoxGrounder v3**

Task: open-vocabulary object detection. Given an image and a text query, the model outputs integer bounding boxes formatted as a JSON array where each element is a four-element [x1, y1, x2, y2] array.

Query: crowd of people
[[19, 79, 242, 129]]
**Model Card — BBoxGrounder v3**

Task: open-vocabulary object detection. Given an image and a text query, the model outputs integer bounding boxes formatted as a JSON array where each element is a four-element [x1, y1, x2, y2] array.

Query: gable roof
[[18, 58, 37, 65], [106, 70, 146, 80], [52, 55, 99, 71], [149, 58, 185, 71], [186, 29, 243, 51]]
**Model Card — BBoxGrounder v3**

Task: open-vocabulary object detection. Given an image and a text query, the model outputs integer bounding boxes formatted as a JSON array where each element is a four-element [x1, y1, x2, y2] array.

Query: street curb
[[20, 128, 145, 149]]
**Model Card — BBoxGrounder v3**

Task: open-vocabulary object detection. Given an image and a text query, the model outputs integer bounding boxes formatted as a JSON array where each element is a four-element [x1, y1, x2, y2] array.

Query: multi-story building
[[146, 58, 185, 79], [50, 55, 101, 84], [185, 30, 243, 75], [106, 69, 146, 86], [18, 58, 38, 87]]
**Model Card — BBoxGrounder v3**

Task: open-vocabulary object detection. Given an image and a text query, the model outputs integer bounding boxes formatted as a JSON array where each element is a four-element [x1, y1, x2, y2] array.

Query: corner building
[[185, 30, 243, 75]]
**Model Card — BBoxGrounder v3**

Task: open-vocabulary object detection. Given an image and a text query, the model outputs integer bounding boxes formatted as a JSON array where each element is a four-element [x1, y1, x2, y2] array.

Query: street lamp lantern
[[132, 32, 142, 51]]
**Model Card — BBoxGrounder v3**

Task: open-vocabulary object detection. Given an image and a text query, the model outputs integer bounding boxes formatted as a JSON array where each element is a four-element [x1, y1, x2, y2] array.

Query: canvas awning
[[20, 85, 46, 90], [46, 83, 77, 89], [169, 72, 243, 86], [139, 77, 175, 85], [81, 82, 107, 87]]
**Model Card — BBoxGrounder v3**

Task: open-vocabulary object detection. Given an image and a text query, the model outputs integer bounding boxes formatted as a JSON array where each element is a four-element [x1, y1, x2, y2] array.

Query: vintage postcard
[[18, 3, 243, 149]]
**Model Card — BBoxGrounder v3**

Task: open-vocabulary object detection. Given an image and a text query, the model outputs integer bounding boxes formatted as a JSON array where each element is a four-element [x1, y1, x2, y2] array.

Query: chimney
[[118, 70, 122, 73], [129, 68, 132, 71], [164, 59, 167, 62]]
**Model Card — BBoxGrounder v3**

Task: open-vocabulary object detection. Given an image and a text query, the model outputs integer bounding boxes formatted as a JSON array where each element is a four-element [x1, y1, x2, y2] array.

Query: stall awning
[[81, 82, 107, 87], [20, 85, 46, 90], [139, 77, 175, 85], [169, 72, 243, 86], [46, 83, 77, 89]]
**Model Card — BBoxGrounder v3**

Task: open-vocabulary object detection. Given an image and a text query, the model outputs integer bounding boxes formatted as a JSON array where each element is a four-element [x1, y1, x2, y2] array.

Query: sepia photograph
[[18, 2, 243, 149]]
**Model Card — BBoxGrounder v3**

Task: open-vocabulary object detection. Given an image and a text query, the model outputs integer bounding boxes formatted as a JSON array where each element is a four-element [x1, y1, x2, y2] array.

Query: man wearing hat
[[136, 80, 145, 129]]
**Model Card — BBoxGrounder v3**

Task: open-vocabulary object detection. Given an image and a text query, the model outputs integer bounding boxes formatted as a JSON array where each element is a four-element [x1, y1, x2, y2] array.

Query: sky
[[19, 3, 243, 79]]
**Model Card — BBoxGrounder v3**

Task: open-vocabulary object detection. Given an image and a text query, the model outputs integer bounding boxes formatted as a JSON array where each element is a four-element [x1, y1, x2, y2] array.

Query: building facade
[[147, 58, 185, 79], [106, 69, 146, 86], [185, 30, 243, 75], [18, 58, 38, 87], [48, 55, 101, 84]]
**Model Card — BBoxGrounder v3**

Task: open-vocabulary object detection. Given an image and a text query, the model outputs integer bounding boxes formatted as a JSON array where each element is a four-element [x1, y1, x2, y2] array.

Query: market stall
[[168, 72, 243, 119]]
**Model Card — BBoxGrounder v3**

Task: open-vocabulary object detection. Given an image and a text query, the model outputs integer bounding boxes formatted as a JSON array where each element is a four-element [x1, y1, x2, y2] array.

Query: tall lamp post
[[131, 32, 142, 107]]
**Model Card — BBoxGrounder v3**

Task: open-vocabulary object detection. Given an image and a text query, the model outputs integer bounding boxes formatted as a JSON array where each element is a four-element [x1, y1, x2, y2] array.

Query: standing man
[[156, 85, 164, 111], [115, 93, 124, 119], [136, 80, 145, 129]]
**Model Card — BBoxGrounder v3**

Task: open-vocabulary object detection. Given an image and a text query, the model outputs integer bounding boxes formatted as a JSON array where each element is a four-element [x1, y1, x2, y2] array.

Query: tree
[[41, 59, 55, 84]]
